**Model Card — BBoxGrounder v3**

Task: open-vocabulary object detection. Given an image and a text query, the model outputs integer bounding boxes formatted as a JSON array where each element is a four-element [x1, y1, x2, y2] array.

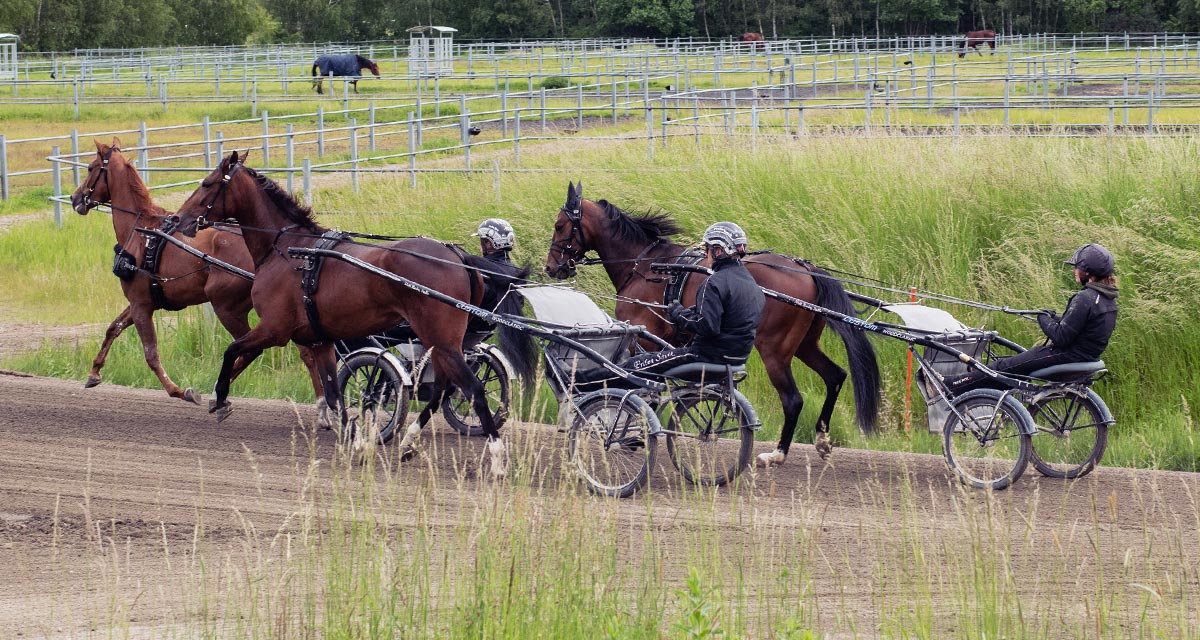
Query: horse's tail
[[460, 253, 537, 386], [810, 265, 881, 435], [311, 61, 319, 77]]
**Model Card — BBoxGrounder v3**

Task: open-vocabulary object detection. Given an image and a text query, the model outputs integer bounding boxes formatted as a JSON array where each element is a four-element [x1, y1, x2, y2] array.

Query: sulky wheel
[[664, 387, 756, 487], [942, 388, 1033, 491], [568, 390, 659, 498], [337, 350, 412, 446], [441, 346, 512, 437], [1027, 388, 1111, 479]]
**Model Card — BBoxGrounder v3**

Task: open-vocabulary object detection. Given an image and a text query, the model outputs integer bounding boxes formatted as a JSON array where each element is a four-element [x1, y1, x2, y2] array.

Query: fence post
[[645, 98, 654, 160], [302, 158, 312, 206], [215, 132, 224, 165], [0, 134, 7, 201], [286, 124, 294, 192], [540, 88, 547, 132], [71, 129, 81, 187], [407, 112, 417, 189], [73, 79, 80, 120], [514, 106, 521, 167], [461, 96, 471, 171], [261, 110, 270, 168], [138, 122, 149, 185], [350, 117, 359, 193], [1108, 101, 1115, 134], [343, 78, 350, 112], [369, 101, 376, 152], [577, 83, 584, 129], [202, 115, 212, 167], [160, 78, 167, 113], [251, 81, 258, 118], [317, 106, 325, 158], [52, 146, 62, 228], [1003, 77, 1010, 126]]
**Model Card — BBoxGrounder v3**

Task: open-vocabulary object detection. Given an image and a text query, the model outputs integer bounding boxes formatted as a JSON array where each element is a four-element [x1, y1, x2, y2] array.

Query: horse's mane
[[244, 166, 323, 232], [356, 54, 375, 67], [114, 153, 170, 217], [597, 199, 684, 244]]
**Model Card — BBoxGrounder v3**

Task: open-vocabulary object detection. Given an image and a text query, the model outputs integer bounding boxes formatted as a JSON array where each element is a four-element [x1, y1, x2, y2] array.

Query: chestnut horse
[[69, 139, 329, 423], [959, 30, 996, 58], [172, 152, 509, 475], [545, 183, 880, 465]]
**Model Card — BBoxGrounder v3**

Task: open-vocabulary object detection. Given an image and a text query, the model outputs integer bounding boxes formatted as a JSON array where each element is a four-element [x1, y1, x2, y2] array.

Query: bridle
[[548, 196, 586, 278], [80, 144, 118, 210], [195, 161, 244, 230]]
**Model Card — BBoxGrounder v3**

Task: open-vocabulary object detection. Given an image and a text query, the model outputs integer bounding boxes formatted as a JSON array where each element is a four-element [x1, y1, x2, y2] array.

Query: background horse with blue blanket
[[311, 54, 380, 94]]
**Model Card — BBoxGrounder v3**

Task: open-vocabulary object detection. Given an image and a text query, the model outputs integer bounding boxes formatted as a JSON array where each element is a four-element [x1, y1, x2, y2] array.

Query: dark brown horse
[[545, 183, 880, 465], [172, 152, 509, 475], [959, 30, 997, 58], [69, 139, 329, 424], [740, 32, 766, 52]]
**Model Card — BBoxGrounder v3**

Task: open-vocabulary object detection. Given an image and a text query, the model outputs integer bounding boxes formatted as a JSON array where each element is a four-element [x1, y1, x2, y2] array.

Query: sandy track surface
[[2, 371, 1198, 636]]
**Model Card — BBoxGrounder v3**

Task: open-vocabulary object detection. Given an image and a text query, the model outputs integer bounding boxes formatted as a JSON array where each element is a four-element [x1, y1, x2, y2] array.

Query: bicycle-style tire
[[337, 351, 412, 446], [942, 388, 1033, 491], [568, 391, 658, 498], [664, 387, 755, 487], [1027, 388, 1110, 479]]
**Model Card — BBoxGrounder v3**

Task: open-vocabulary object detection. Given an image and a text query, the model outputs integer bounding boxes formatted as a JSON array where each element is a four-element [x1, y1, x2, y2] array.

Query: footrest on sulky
[[1029, 360, 1105, 381], [661, 362, 746, 382]]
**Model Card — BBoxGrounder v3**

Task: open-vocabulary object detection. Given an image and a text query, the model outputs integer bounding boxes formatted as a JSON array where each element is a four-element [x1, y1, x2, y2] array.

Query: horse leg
[[86, 305, 133, 388], [796, 332, 848, 462], [308, 343, 342, 432], [127, 305, 199, 404], [756, 351, 804, 468], [209, 327, 276, 422], [351, 80, 359, 94]]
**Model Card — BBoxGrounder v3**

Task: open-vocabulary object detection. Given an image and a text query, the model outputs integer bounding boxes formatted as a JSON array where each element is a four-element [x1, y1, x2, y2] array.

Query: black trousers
[[949, 345, 1081, 394], [573, 346, 702, 390]]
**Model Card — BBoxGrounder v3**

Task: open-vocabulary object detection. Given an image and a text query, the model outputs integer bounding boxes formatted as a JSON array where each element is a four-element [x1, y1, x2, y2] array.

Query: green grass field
[[2, 134, 1197, 472]]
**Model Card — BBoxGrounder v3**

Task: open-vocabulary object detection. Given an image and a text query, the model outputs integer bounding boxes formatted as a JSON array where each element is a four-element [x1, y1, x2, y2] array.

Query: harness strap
[[144, 216, 186, 311], [300, 230, 349, 344], [661, 247, 708, 307]]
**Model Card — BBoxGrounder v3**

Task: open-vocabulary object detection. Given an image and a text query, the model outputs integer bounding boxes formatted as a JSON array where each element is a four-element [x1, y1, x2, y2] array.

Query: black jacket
[[1036, 282, 1119, 360], [669, 257, 765, 363]]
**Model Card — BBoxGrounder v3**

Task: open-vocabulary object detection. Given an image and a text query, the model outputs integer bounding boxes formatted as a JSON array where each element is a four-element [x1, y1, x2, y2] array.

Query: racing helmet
[[1064, 243, 1114, 278], [473, 218, 515, 251], [702, 221, 749, 256]]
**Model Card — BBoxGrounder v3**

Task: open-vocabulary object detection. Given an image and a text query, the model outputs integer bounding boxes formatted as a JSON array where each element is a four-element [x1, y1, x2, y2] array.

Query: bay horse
[[545, 183, 881, 465], [172, 152, 510, 475], [69, 138, 329, 425], [311, 54, 380, 95], [959, 30, 996, 58], [740, 32, 766, 52]]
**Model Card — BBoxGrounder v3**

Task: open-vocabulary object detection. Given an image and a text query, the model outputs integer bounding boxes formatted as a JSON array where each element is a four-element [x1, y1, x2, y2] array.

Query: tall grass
[[52, 426, 1200, 637], [3, 135, 1198, 471]]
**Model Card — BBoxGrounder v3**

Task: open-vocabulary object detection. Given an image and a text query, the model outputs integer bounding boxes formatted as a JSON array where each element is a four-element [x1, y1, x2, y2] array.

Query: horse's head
[[71, 137, 127, 215], [175, 150, 251, 237], [545, 181, 591, 279], [359, 55, 381, 76]]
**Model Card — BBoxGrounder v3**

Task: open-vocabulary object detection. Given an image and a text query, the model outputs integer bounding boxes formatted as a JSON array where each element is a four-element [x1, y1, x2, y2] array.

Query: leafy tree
[[596, 0, 694, 37]]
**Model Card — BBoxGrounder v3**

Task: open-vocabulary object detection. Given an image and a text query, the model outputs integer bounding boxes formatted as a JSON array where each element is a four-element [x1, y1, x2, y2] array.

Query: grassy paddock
[[3, 135, 1198, 470]]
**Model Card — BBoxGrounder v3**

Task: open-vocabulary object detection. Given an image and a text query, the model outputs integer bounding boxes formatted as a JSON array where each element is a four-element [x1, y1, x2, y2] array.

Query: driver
[[949, 243, 1119, 392], [575, 222, 765, 385], [471, 217, 525, 314]]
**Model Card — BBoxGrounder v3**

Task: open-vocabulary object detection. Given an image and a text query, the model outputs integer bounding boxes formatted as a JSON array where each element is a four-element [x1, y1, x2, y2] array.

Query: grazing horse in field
[[959, 30, 997, 58], [69, 139, 329, 424], [172, 152, 510, 476], [740, 32, 765, 51], [545, 182, 881, 465], [311, 54, 380, 94]]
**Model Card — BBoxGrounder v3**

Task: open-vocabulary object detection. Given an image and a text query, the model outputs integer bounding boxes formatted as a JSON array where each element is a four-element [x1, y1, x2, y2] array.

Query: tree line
[[2, 0, 1196, 52]]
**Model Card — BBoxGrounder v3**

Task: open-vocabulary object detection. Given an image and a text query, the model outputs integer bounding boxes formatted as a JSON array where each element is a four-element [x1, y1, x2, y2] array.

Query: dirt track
[[1, 371, 1198, 637]]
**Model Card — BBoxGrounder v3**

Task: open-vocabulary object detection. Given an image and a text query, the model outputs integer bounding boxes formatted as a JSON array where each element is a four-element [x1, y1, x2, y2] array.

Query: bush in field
[[540, 76, 569, 90]]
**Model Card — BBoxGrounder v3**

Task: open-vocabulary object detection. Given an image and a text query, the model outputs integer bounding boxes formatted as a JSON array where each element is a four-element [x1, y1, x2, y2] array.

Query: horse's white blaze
[[487, 438, 508, 479], [757, 449, 787, 467]]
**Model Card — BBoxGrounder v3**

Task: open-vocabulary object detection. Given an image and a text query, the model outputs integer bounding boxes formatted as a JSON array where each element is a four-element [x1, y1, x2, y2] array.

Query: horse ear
[[111, 136, 122, 151], [566, 181, 576, 202], [227, 150, 239, 168], [94, 139, 106, 154]]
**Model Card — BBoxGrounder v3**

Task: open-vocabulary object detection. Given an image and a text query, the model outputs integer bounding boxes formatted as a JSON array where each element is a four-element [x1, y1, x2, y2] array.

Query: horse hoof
[[493, 405, 510, 426], [183, 388, 201, 405], [488, 438, 508, 479], [316, 398, 333, 430], [756, 449, 786, 468], [815, 433, 833, 461], [83, 376, 101, 389], [210, 400, 233, 422], [399, 444, 418, 462]]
